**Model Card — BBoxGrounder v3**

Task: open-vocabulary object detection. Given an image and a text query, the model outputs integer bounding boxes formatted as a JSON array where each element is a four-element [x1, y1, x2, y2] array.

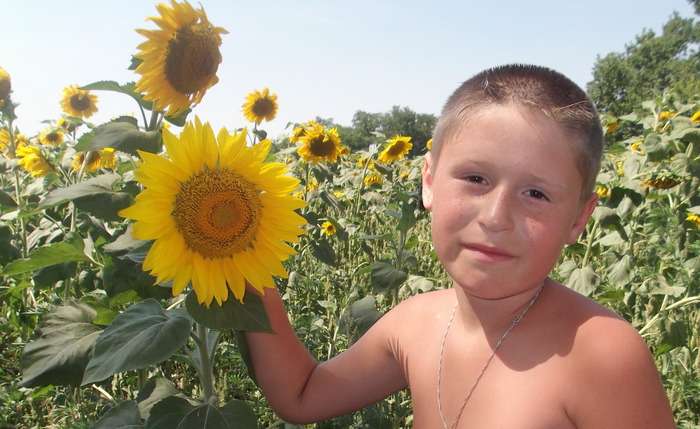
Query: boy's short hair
[[432, 64, 604, 198]]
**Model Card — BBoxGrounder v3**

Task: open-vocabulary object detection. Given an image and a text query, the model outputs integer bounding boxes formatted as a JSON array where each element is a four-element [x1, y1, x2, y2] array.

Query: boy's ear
[[421, 152, 434, 211], [567, 193, 598, 244]]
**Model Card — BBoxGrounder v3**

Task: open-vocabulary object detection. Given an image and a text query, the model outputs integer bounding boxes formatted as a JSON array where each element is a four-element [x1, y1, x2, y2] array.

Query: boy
[[245, 64, 676, 428]]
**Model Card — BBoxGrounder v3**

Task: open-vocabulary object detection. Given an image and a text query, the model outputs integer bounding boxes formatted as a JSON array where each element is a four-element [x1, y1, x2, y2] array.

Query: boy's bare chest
[[403, 328, 577, 429]]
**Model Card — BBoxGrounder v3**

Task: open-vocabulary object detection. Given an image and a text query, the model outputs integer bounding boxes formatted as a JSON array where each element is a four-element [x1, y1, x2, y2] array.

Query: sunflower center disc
[[387, 142, 406, 156], [165, 22, 222, 95], [173, 168, 262, 258], [309, 137, 336, 157], [70, 94, 91, 111], [47, 132, 60, 143], [252, 98, 275, 117]]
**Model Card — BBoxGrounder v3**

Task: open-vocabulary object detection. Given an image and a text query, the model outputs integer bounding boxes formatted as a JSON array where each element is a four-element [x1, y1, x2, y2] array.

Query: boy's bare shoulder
[[544, 281, 674, 427]]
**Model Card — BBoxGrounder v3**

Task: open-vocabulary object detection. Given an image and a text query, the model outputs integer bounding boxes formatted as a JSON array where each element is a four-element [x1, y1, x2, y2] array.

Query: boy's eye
[[526, 189, 549, 201], [464, 175, 485, 184]]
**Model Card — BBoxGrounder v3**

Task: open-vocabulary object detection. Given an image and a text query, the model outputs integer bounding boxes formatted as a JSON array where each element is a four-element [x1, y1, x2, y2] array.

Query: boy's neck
[[453, 278, 548, 336]]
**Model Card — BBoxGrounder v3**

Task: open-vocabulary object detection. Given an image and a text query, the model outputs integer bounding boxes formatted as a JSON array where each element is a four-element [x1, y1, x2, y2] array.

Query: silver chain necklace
[[437, 282, 545, 429]]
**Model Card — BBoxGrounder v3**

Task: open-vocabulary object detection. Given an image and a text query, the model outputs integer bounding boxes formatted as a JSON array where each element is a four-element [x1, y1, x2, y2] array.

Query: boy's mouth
[[462, 243, 514, 261]]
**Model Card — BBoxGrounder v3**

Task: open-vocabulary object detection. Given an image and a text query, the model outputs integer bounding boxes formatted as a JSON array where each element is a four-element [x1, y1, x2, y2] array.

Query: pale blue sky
[[2, 1, 696, 138]]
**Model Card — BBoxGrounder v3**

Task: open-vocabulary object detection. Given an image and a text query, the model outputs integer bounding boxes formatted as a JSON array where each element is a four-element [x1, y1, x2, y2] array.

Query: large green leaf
[[75, 120, 161, 155], [74, 191, 133, 221], [607, 254, 633, 287], [20, 301, 103, 387], [310, 238, 336, 266], [39, 173, 120, 208], [146, 397, 256, 429], [82, 300, 192, 385], [101, 255, 171, 300], [370, 261, 407, 294], [185, 291, 271, 332], [567, 266, 599, 296], [83, 80, 152, 110], [136, 377, 181, 421], [2, 234, 87, 276], [339, 295, 382, 342], [93, 400, 144, 429], [104, 226, 149, 254]]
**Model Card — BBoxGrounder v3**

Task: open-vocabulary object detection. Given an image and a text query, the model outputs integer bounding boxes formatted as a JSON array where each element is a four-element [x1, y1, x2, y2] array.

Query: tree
[[587, 8, 700, 115]]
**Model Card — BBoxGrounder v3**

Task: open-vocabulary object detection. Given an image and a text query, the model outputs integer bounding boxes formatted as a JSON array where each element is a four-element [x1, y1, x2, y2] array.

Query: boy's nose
[[477, 187, 514, 232]]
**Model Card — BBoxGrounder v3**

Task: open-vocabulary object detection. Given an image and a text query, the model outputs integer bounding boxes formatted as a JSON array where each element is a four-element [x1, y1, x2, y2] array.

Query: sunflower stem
[[7, 120, 27, 258], [138, 104, 149, 130], [196, 323, 217, 403]]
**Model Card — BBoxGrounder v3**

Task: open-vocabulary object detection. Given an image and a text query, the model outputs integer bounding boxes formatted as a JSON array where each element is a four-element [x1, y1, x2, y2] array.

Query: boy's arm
[[243, 286, 408, 424], [567, 317, 676, 428]]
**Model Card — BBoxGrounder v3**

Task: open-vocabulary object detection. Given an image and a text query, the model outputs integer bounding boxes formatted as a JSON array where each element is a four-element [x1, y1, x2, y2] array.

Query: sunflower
[[595, 185, 609, 199], [99, 148, 117, 170], [687, 213, 700, 228], [119, 117, 306, 306], [320, 221, 336, 237], [71, 151, 102, 173], [60, 85, 98, 118], [3, 132, 29, 158], [242, 88, 278, 124], [17, 146, 52, 177], [0, 128, 8, 152], [658, 111, 675, 121], [378, 135, 412, 164], [630, 140, 644, 154], [605, 121, 619, 135], [296, 122, 343, 164], [289, 125, 307, 143], [0, 67, 10, 102], [134, 0, 227, 115], [426, 138, 433, 151], [691, 111, 700, 124], [364, 173, 383, 187], [57, 116, 78, 132], [39, 128, 64, 146]]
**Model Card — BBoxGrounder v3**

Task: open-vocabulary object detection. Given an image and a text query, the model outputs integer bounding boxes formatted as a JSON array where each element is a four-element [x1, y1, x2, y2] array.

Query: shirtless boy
[[245, 64, 676, 428]]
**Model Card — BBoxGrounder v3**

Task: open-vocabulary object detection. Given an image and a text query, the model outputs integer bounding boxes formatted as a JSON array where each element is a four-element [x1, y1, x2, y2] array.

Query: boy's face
[[422, 104, 597, 299]]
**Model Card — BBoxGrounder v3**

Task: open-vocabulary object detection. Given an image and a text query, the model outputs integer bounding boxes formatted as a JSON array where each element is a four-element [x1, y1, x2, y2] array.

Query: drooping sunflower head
[[60, 85, 98, 118], [243, 88, 278, 124], [378, 135, 412, 164], [39, 128, 64, 146], [17, 146, 52, 177], [364, 173, 383, 187], [297, 123, 343, 164], [0, 67, 10, 102], [135, 0, 227, 115], [119, 117, 306, 306]]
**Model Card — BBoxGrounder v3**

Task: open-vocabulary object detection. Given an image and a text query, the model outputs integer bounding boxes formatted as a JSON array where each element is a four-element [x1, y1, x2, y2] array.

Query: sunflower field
[[1, 1, 700, 428]]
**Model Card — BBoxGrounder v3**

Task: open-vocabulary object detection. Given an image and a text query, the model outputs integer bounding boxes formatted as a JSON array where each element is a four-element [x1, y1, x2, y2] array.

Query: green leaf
[[607, 254, 633, 287], [310, 238, 336, 266], [3, 234, 87, 276], [163, 108, 191, 127], [20, 301, 103, 387], [233, 330, 258, 385], [0, 189, 17, 207], [74, 192, 133, 221], [93, 400, 144, 429], [219, 400, 258, 429], [75, 120, 161, 155], [592, 207, 622, 229], [185, 291, 271, 332], [82, 299, 192, 385], [176, 404, 230, 429], [104, 226, 149, 254], [101, 255, 171, 300], [397, 201, 417, 233], [339, 295, 381, 342], [136, 377, 180, 421], [370, 261, 408, 294], [39, 173, 120, 208], [643, 133, 667, 161], [567, 266, 599, 296], [145, 397, 193, 429], [83, 80, 152, 110]]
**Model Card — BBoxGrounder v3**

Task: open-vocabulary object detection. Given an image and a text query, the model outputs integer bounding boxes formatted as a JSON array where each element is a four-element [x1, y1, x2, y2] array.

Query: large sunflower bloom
[[39, 128, 64, 146], [0, 67, 10, 102], [242, 88, 278, 124], [119, 117, 306, 306], [297, 123, 343, 164], [378, 135, 412, 164], [134, 0, 227, 115], [60, 85, 98, 118], [17, 146, 52, 177]]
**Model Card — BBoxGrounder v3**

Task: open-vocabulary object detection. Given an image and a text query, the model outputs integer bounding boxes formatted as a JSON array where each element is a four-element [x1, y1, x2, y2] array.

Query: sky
[[2, 1, 696, 139]]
